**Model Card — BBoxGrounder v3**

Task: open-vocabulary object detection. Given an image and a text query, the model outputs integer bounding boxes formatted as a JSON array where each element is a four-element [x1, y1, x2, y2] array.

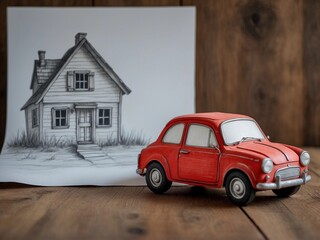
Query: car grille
[[276, 167, 300, 180]]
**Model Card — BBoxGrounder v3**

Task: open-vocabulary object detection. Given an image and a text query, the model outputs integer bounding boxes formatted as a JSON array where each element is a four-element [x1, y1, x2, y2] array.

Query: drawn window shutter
[[51, 108, 56, 129], [66, 108, 70, 127], [89, 72, 95, 91], [67, 71, 74, 91]]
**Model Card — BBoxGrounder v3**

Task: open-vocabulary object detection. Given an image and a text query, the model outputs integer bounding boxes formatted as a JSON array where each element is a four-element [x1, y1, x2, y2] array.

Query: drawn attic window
[[31, 108, 38, 128], [51, 108, 70, 129], [67, 71, 95, 91], [75, 72, 89, 89], [97, 108, 112, 127]]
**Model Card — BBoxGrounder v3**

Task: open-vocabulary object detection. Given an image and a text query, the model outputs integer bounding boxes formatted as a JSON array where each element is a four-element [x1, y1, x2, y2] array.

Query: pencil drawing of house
[[21, 33, 131, 145]]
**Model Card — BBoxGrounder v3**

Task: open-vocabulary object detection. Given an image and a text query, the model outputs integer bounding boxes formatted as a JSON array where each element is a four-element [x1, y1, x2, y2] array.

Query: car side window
[[162, 123, 184, 144], [186, 124, 217, 148]]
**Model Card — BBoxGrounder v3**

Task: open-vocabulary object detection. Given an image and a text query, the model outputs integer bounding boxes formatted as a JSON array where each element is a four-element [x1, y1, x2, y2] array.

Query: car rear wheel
[[225, 171, 256, 206], [146, 162, 172, 194], [272, 185, 300, 198]]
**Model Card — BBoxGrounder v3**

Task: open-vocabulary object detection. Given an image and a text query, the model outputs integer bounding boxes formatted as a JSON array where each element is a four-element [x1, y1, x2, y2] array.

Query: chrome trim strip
[[256, 172, 311, 190], [222, 153, 256, 161]]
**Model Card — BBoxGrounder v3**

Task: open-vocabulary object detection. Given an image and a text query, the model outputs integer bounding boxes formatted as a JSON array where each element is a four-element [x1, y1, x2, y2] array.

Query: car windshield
[[221, 119, 265, 145]]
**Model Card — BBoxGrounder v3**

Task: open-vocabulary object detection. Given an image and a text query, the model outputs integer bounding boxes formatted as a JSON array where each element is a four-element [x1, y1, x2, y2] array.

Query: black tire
[[225, 171, 256, 206], [146, 162, 172, 194], [272, 185, 300, 198]]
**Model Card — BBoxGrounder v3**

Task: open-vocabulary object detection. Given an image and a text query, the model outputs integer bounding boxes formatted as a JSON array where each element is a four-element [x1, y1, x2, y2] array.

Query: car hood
[[232, 141, 299, 165]]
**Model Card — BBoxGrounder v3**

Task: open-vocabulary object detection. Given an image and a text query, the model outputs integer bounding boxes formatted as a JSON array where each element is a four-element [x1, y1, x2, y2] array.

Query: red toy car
[[136, 112, 311, 205]]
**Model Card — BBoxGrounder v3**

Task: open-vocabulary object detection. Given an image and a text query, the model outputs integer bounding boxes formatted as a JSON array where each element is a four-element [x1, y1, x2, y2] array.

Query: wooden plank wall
[[303, 0, 320, 146], [0, 0, 319, 147]]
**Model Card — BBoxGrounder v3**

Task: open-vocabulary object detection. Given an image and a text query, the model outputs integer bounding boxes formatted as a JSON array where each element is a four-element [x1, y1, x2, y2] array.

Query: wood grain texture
[[303, 0, 320, 146], [305, 147, 320, 177], [242, 172, 320, 240], [0, 186, 264, 239], [192, 0, 305, 146], [0, 148, 319, 239], [4, 0, 92, 6], [94, 0, 180, 6], [0, 2, 319, 239], [0, 0, 320, 149], [182, 0, 193, 5]]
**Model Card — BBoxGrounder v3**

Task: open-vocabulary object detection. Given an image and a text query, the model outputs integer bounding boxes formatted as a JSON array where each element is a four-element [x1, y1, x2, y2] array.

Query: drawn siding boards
[[21, 33, 130, 145], [42, 103, 76, 142], [44, 47, 121, 103]]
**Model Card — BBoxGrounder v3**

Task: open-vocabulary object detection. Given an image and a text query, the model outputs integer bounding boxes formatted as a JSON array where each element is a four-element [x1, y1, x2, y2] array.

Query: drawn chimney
[[75, 32, 87, 45], [38, 50, 46, 67]]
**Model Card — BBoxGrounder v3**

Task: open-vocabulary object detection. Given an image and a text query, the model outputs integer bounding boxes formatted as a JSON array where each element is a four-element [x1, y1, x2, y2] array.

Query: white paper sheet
[[0, 7, 195, 186]]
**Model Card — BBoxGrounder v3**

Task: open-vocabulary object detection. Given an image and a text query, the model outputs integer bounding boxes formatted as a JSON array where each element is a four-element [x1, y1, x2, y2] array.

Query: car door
[[178, 123, 220, 183]]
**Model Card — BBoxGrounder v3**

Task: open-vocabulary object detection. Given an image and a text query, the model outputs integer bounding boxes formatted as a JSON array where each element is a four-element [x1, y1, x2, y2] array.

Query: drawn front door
[[77, 109, 93, 143]]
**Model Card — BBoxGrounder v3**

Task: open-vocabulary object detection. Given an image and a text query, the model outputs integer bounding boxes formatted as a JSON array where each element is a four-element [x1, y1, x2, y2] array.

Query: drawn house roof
[[21, 33, 131, 110], [31, 59, 61, 88]]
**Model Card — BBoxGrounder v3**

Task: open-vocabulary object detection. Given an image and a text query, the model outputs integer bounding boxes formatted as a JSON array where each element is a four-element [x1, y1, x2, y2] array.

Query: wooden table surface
[[0, 148, 319, 240]]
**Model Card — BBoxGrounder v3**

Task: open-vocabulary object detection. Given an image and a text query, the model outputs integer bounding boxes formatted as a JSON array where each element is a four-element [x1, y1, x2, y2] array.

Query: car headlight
[[300, 151, 310, 166], [261, 158, 273, 173]]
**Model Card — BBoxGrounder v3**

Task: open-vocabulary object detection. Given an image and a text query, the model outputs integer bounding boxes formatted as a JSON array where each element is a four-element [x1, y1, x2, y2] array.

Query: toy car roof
[[169, 112, 253, 126]]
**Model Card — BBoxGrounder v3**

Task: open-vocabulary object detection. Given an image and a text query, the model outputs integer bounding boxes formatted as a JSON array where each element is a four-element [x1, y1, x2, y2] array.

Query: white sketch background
[[0, 7, 195, 185]]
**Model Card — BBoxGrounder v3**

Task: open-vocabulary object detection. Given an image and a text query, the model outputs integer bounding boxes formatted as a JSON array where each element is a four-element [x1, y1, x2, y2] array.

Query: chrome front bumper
[[256, 172, 312, 190]]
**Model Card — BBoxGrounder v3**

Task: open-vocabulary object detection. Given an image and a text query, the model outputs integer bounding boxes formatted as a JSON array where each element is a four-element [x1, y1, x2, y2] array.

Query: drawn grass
[[8, 130, 39, 148], [7, 130, 75, 149], [120, 130, 150, 146], [98, 130, 150, 147], [8, 129, 149, 149]]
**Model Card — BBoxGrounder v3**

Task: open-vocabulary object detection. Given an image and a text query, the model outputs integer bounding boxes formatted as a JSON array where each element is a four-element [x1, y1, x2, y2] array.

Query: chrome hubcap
[[150, 169, 162, 187], [230, 178, 246, 199]]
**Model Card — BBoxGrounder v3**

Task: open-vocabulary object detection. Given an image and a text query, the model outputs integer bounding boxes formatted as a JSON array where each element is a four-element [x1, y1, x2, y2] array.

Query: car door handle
[[180, 149, 189, 154]]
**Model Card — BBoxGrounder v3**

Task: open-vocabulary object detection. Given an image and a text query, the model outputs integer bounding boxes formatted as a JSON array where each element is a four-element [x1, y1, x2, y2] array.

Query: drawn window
[[186, 124, 217, 148], [52, 108, 69, 129], [75, 72, 89, 90], [98, 108, 112, 127], [67, 71, 94, 91], [31, 108, 38, 128], [163, 123, 184, 144]]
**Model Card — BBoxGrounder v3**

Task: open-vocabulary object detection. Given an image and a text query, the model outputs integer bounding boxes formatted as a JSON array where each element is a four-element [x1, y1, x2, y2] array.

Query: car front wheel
[[225, 171, 256, 206], [272, 185, 300, 198], [146, 162, 172, 194]]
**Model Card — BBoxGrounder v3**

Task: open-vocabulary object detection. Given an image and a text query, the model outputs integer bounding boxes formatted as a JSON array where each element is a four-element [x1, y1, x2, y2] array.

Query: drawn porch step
[[77, 144, 102, 151], [76, 144, 112, 163]]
